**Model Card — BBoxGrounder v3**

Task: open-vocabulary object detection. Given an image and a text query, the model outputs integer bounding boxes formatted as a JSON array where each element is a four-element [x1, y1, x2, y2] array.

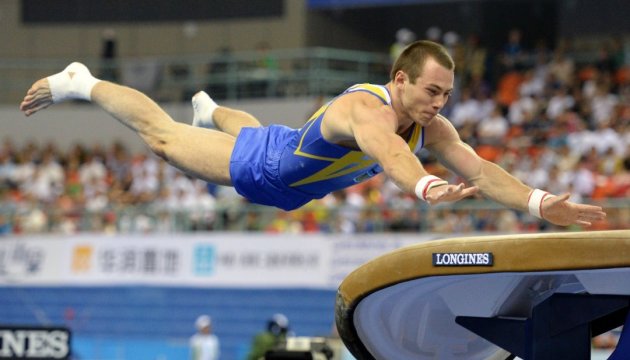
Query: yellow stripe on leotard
[[286, 83, 422, 188], [290, 151, 376, 187]]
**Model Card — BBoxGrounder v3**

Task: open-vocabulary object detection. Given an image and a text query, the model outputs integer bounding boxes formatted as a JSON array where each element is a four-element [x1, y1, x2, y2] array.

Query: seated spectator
[[519, 68, 546, 98], [546, 85, 575, 120], [450, 87, 483, 128], [496, 66, 524, 108], [612, 157, 630, 198], [548, 46, 575, 87], [477, 105, 508, 145]]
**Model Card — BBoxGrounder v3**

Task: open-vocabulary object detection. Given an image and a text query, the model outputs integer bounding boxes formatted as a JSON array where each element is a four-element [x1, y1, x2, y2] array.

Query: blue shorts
[[229, 125, 315, 211]]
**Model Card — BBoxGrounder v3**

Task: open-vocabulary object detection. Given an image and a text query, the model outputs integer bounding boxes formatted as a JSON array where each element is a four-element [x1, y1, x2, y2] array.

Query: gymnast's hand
[[541, 193, 606, 227], [424, 183, 479, 205]]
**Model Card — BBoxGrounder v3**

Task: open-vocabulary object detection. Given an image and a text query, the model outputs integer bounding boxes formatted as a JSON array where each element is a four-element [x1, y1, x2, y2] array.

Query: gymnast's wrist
[[528, 189, 551, 219], [415, 175, 448, 202]]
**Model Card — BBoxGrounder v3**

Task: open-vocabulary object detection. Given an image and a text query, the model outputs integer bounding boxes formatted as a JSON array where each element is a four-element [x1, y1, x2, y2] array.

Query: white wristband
[[415, 175, 448, 202], [528, 189, 550, 219]]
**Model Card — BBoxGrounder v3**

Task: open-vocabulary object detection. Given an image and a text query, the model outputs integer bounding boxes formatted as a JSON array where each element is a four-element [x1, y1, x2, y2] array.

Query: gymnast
[[20, 40, 606, 226]]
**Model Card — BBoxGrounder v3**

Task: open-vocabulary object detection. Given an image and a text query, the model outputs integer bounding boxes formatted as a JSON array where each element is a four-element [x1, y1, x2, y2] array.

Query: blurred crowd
[[1, 30, 629, 236]]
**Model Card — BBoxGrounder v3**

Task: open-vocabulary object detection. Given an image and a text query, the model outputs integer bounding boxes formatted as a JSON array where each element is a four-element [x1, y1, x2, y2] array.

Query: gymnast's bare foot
[[20, 78, 53, 117], [20, 62, 100, 117]]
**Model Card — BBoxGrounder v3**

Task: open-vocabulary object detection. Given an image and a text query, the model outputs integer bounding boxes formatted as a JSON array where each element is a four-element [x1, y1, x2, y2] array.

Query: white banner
[[0, 237, 66, 284], [326, 234, 443, 286], [0, 233, 440, 289]]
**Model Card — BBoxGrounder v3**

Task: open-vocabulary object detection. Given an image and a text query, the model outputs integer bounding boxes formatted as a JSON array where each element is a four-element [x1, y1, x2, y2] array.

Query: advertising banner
[[0, 326, 71, 359], [0, 233, 439, 289]]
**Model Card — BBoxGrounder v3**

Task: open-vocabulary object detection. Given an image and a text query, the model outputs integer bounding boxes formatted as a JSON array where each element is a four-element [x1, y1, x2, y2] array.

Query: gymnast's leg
[[192, 91, 262, 137], [20, 62, 234, 186]]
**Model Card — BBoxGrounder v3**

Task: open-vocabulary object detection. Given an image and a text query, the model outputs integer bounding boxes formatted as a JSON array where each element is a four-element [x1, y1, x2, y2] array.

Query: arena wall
[[0, 232, 444, 360], [0, 0, 307, 57]]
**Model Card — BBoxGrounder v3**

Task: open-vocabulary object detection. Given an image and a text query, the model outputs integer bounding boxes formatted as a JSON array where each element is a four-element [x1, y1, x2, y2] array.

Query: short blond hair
[[390, 40, 455, 83]]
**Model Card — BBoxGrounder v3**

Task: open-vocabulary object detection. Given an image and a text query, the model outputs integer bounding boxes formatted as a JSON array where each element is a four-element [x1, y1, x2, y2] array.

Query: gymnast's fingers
[[574, 219, 593, 227], [582, 206, 606, 214], [578, 209, 606, 221]]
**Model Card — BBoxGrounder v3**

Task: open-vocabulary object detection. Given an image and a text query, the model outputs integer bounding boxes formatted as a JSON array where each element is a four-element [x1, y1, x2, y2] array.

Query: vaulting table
[[335, 230, 630, 360]]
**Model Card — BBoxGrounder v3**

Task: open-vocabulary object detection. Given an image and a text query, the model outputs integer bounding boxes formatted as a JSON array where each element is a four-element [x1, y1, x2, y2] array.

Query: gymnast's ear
[[392, 71, 408, 87]]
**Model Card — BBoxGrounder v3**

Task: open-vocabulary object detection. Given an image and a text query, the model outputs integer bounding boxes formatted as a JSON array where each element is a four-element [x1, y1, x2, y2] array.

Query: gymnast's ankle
[[192, 91, 218, 128], [47, 62, 100, 103]]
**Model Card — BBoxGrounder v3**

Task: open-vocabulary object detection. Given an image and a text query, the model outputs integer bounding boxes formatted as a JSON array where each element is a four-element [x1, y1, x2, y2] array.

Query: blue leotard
[[229, 83, 424, 210]]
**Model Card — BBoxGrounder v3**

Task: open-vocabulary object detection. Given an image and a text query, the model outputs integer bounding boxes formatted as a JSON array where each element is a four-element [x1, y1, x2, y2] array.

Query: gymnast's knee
[[141, 121, 185, 161], [145, 137, 169, 161]]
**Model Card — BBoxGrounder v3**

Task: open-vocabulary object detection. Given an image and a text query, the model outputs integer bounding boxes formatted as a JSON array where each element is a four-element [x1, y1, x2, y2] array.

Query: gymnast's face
[[395, 57, 454, 127]]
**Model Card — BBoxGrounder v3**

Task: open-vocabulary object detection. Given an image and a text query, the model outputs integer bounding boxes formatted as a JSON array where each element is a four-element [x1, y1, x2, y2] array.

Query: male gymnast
[[20, 40, 606, 226]]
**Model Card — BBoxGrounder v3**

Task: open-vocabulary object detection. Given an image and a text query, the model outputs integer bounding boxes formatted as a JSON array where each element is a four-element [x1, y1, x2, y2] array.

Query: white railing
[[1, 198, 627, 235], [0, 47, 391, 104]]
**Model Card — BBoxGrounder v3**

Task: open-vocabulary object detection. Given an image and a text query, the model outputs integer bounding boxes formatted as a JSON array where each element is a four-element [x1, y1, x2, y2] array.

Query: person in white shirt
[[477, 105, 508, 145], [449, 87, 482, 128], [546, 86, 575, 120], [190, 315, 220, 360]]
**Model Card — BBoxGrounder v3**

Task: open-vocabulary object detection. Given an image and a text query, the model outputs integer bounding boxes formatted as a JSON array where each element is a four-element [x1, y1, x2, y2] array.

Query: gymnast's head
[[390, 40, 455, 84], [389, 40, 455, 125]]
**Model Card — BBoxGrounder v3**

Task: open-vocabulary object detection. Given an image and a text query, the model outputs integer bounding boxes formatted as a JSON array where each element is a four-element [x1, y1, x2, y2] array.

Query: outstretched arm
[[347, 100, 477, 204], [426, 117, 606, 226]]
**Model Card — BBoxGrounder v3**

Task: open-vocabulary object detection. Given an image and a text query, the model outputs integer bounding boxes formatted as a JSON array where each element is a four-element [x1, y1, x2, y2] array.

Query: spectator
[[449, 87, 482, 128], [0, 212, 13, 235], [548, 45, 575, 87], [244, 42, 279, 98], [248, 313, 291, 360], [79, 151, 107, 199], [477, 105, 509, 145], [206, 46, 234, 100], [425, 26, 442, 43], [518, 68, 546, 98], [190, 315, 220, 360], [497, 67, 525, 108], [390, 28, 416, 64], [106, 142, 132, 183], [12, 150, 36, 191], [500, 28, 526, 70], [524, 156, 549, 190], [99, 28, 118, 82], [461, 34, 487, 88], [571, 156, 597, 197], [590, 81, 619, 126], [546, 85, 575, 120], [0, 152, 16, 187], [508, 93, 539, 126], [612, 157, 630, 198], [18, 195, 48, 233]]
